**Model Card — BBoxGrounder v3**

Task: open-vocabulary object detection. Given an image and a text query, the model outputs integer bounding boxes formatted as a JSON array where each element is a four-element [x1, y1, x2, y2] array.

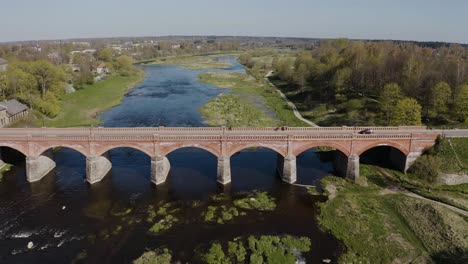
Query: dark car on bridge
[[358, 129, 374, 134]]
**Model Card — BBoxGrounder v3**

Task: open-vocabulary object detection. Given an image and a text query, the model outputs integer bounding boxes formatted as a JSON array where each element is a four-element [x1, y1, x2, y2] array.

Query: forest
[[240, 39, 468, 126]]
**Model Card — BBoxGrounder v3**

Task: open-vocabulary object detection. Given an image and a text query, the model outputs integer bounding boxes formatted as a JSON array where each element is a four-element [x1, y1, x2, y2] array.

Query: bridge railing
[[0, 126, 429, 136]]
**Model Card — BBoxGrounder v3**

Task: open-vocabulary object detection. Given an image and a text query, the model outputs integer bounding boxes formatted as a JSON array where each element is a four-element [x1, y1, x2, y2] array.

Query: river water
[[0, 56, 343, 263]]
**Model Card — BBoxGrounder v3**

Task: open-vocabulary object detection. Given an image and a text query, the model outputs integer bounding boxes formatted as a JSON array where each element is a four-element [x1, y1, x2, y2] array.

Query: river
[[0, 56, 343, 263]]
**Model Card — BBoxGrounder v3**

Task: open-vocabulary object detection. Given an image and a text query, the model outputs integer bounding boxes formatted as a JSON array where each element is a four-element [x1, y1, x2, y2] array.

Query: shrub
[[408, 155, 441, 183]]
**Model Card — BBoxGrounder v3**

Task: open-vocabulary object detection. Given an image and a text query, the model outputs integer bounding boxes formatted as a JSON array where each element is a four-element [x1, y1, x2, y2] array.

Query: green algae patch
[[148, 214, 179, 235], [146, 203, 179, 223], [202, 205, 241, 224], [233, 192, 276, 211], [111, 208, 133, 217], [133, 248, 172, 264], [201, 235, 311, 264]]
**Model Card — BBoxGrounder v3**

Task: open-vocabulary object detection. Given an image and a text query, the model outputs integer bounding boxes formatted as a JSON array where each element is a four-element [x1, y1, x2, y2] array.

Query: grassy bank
[[318, 167, 468, 263], [199, 72, 306, 127], [44, 73, 144, 127], [142, 54, 233, 70], [436, 137, 468, 174]]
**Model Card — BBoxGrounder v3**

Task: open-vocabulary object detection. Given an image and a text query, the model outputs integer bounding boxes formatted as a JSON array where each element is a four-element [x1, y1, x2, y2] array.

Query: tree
[[115, 55, 135, 76], [429, 82, 451, 117], [97, 48, 114, 62], [30, 60, 65, 97], [72, 54, 94, 88], [6, 67, 37, 109], [390, 98, 422, 125], [293, 63, 308, 92], [453, 84, 468, 122], [0, 71, 7, 100], [380, 83, 403, 124], [332, 67, 352, 102]]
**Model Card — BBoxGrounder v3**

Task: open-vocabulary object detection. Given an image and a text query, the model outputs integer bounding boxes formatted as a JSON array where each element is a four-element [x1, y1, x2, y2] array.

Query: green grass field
[[318, 169, 468, 263], [142, 55, 233, 70], [199, 72, 306, 127], [44, 74, 143, 127]]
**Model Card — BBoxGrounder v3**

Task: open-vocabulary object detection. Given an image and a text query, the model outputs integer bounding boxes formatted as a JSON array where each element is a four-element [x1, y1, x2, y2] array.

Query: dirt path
[[265, 71, 318, 127], [375, 168, 468, 216]]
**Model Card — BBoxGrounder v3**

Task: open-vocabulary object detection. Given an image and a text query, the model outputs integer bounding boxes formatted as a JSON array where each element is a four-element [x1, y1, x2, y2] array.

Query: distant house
[[0, 58, 8, 71], [0, 99, 30, 127], [47, 52, 61, 64], [171, 44, 181, 49], [96, 63, 109, 75]]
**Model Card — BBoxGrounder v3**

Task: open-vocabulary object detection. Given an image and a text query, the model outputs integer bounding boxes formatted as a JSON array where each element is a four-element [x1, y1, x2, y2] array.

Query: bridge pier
[[346, 155, 360, 180], [26, 150, 56, 182], [86, 155, 112, 184], [217, 156, 231, 185], [151, 156, 170, 185], [334, 152, 359, 181], [277, 154, 297, 183], [404, 152, 422, 172]]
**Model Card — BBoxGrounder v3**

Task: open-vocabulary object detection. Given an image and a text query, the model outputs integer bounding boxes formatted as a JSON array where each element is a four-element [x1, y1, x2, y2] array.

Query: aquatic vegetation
[[202, 235, 311, 264], [148, 215, 179, 235], [133, 248, 171, 264], [71, 250, 88, 264], [0, 164, 12, 181], [99, 230, 110, 241], [210, 193, 229, 202], [228, 240, 247, 263], [202, 205, 240, 224], [307, 187, 321, 196], [233, 192, 276, 211], [111, 208, 133, 217], [147, 203, 179, 223], [191, 200, 203, 208], [203, 242, 229, 264], [112, 225, 122, 235]]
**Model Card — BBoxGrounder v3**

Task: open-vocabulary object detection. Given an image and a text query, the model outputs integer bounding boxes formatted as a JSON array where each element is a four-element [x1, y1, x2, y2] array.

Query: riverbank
[[43, 72, 144, 127], [141, 54, 237, 70], [198, 71, 307, 127], [318, 165, 468, 263]]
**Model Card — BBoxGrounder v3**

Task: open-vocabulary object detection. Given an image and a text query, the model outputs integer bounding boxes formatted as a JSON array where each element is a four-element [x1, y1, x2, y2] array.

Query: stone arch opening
[[295, 146, 349, 185], [163, 144, 220, 158], [228, 144, 286, 158], [37, 146, 88, 182], [360, 146, 408, 172], [166, 147, 219, 198], [0, 146, 26, 165], [0, 146, 27, 181], [229, 147, 283, 191], [104, 147, 152, 185]]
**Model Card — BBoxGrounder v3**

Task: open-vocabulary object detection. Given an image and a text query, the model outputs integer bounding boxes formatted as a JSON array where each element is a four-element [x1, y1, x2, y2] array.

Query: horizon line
[[1, 34, 467, 46]]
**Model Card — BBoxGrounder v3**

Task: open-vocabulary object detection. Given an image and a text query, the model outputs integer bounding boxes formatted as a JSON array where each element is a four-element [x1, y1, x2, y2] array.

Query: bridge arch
[[95, 144, 154, 157], [35, 144, 89, 158], [293, 142, 351, 157], [0, 144, 28, 156], [356, 141, 410, 156], [227, 143, 287, 157], [161, 143, 220, 157]]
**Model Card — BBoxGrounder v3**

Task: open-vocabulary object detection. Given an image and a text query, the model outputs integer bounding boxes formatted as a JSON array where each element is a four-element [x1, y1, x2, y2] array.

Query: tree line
[[0, 53, 138, 118], [242, 40, 468, 126]]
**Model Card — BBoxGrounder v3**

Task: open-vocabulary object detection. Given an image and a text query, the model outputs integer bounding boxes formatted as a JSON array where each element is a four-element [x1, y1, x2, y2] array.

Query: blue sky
[[1, 0, 467, 43]]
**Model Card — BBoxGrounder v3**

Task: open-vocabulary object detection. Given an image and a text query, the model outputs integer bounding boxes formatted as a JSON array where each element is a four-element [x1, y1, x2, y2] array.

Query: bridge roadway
[[0, 126, 466, 186]]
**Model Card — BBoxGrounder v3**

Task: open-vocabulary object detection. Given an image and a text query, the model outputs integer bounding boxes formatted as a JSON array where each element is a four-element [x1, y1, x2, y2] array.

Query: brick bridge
[[0, 126, 447, 185]]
